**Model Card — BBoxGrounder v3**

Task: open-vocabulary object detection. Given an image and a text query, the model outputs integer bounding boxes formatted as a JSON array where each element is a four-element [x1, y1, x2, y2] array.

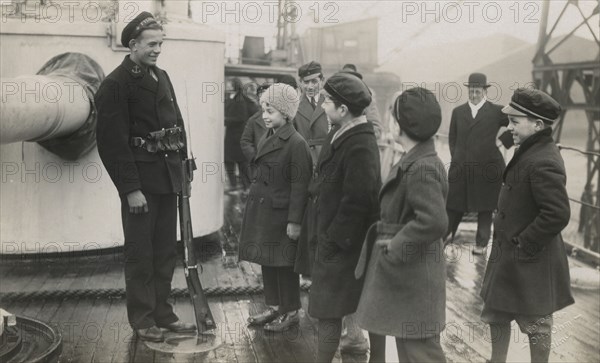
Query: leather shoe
[[136, 326, 164, 342], [248, 307, 279, 326], [264, 311, 299, 332], [158, 320, 197, 333]]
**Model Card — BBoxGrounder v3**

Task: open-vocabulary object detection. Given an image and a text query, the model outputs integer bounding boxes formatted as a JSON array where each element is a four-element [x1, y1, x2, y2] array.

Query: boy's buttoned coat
[[293, 96, 329, 163], [447, 101, 508, 212], [308, 122, 381, 319], [355, 139, 449, 338], [238, 123, 312, 267], [480, 128, 574, 315]]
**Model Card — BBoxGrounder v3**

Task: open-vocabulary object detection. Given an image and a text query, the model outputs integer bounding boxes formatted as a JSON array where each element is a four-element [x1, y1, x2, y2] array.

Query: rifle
[[179, 157, 217, 333]]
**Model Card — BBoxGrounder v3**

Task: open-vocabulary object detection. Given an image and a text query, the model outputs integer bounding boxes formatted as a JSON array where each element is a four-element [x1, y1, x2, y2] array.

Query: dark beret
[[324, 72, 372, 112], [393, 87, 441, 141], [298, 61, 322, 80], [121, 11, 159, 48], [502, 88, 561, 124], [278, 74, 298, 89]]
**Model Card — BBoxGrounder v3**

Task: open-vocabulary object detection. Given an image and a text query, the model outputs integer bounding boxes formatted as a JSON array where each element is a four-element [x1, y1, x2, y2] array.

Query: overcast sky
[[191, 0, 599, 64]]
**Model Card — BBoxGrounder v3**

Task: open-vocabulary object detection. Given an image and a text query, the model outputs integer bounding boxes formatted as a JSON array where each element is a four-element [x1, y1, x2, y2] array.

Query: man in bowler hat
[[446, 73, 510, 254], [95, 12, 195, 342], [480, 88, 574, 363], [294, 61, 329, 166]]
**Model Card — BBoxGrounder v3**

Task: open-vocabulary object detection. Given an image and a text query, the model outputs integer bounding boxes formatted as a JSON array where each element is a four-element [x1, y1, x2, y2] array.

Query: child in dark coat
[[238, 83, 312, 332], [480, 88, 574, 363], [308, 73, 381, 362]]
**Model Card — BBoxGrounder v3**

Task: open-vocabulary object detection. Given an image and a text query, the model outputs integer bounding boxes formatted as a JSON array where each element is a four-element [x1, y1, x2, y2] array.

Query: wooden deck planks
[[1, 209, 599, 363]]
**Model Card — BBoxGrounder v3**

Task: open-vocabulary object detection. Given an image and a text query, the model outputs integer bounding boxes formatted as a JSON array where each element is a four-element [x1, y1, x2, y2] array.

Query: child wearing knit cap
[[238, 83, 312, 332]]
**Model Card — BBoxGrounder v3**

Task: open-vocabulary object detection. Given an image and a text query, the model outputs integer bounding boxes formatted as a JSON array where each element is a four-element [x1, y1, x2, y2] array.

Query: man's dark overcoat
[[355, 139, 449, 338], [308, 122, 381, 319], [225, 92, 259, 163], [96, 56, 185, 195], [293, 96, 329, 163], [240, 109, 267, 162], [238, 122, 312, 267], [480, 128, 574, 315], [447, 101, 508, 212]]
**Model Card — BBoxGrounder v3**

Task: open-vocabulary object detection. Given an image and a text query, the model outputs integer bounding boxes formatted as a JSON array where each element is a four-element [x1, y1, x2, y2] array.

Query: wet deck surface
[[1, 191, 599, 362]]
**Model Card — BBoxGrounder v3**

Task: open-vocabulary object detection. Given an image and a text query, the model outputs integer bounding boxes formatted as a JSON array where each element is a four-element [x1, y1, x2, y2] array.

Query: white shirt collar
[[306, 93, 319, 103], [468, 97, 487, 118]]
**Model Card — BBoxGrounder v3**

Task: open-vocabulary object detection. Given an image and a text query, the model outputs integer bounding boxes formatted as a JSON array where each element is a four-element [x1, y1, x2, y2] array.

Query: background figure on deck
[[225, 77, 259, 191], [480, 88, 574, 363], [293, 61, 329, 167], [446, 73, 509, 255], [239, 83, 312, 332], [240, 82, 271, 163], [95, 11, 195, 342], [355, 88, 448, 363], [308, 73, 381, 363]]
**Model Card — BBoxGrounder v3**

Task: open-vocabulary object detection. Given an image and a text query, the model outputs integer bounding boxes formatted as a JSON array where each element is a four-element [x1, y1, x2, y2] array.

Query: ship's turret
[[0, 0, 225, 254]]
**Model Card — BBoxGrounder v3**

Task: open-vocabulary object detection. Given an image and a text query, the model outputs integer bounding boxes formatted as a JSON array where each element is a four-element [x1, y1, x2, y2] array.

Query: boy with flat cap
[[480, 88, 574, 363], [307, 72, 381, 362], [95, 11, 195, 342], [293, 61, 329, 166]]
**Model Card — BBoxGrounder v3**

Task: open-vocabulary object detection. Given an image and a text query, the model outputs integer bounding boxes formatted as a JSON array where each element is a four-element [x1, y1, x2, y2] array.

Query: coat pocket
[[515, 244, 546, 263]]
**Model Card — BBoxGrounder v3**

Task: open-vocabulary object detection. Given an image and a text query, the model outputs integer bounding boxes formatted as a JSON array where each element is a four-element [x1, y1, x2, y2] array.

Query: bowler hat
[[463, 73, 491, 88], [393, 87, 441, 141], [324, 72, 371, 113], [298, 61, 322, 80], [502, 88, 561, 124], [121, 12, 160, 48]]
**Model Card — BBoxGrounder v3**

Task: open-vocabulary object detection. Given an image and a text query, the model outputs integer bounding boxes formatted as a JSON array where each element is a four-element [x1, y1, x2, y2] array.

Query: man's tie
[[310, 97, 316, 110]]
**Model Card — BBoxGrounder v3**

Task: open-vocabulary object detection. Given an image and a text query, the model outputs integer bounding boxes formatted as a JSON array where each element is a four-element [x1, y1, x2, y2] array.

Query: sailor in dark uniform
[[95, 11, 195, 342]]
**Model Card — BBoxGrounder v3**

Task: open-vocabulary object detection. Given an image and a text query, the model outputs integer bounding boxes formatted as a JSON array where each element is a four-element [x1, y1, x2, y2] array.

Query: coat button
[[259, 198, 264, 204], [164, 154, 168, 157]]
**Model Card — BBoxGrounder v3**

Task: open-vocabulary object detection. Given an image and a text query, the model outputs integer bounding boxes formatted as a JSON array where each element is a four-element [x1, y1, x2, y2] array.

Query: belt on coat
[[375, 221, 405, 236], [355, 221, 406, 279]]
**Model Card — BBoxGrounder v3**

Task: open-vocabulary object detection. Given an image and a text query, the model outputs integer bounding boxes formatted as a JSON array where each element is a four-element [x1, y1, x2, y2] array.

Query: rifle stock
[[179, 157, 216, 332]]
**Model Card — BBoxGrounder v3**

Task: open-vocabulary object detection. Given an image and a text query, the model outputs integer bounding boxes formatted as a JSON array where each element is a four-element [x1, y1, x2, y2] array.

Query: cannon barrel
[[1, 75, 90, 144]]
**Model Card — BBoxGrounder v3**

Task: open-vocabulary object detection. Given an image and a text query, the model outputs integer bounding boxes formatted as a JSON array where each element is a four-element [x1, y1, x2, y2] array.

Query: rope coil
[[0, 281, 313, 302]]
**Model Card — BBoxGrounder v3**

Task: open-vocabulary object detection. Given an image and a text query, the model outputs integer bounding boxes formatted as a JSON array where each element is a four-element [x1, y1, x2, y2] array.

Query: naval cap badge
[[132, 65, 141, 74]]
